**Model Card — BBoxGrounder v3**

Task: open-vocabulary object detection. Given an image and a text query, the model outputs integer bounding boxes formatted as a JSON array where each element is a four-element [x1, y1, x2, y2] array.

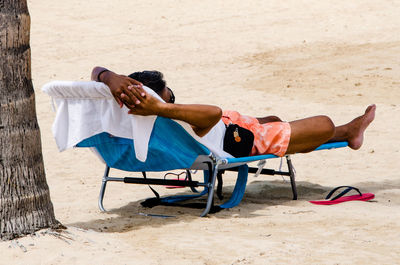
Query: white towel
[[42, 80, 232, 162]]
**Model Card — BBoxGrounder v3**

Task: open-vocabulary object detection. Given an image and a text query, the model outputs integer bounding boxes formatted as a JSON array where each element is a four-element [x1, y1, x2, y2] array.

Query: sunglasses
[[167, 87, 175, 103]]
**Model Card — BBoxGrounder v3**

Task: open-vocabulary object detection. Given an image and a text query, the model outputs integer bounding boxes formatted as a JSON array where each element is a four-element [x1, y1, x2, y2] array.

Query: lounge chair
[[42, 81, 348, 216]]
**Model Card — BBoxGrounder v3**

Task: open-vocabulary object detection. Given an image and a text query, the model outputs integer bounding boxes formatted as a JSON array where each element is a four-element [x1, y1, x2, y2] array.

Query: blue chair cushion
[[76, 117, 210, 171]]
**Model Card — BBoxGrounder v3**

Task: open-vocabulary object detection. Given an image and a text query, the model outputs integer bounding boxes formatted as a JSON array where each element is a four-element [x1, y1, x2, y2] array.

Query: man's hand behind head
[[127, 86, 162, 116], [92, 66, 143, 108]]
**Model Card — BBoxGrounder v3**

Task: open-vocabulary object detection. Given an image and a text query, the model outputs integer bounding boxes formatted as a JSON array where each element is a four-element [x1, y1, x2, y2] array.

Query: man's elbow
[[192, 106, 222, 137], [211, 106, 222, 126]]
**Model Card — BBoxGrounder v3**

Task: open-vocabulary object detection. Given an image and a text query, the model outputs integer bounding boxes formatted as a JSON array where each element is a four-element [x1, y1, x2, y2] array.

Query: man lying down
[[91, 66, 376, 158]]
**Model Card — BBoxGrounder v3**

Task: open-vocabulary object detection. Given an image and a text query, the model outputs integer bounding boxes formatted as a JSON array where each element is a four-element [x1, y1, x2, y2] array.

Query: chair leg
[[286, 156, 297, 200], [200, 163, 220, 217], [98, 166, 110, 212], [186, 170, 199, 193]]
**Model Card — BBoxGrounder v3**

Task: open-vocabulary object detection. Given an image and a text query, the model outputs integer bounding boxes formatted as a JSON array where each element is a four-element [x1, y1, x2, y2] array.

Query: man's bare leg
[[285, 105, 376, 154], [257, 115, 282, 124], [285, 115, 336, 154]]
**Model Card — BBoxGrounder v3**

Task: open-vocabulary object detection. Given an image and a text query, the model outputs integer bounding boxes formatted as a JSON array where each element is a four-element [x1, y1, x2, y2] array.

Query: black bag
[[223, 123, 254, 157]]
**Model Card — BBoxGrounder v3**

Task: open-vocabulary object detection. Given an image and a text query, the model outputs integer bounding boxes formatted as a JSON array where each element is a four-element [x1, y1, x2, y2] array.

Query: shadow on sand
[[67, 178, 400, 233]]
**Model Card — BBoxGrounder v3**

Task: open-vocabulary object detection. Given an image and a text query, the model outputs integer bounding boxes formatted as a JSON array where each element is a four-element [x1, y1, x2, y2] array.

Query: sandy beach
[[2, 0, 400, 264]]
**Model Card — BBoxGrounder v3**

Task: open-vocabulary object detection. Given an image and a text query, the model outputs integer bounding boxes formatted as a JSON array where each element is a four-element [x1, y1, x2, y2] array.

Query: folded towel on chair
[[42, 81, 231, 162], [42, 81, 163, 162]]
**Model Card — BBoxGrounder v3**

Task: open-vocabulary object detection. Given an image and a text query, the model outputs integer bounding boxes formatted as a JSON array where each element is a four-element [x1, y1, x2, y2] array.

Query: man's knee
[[317, 115, 335, 139]]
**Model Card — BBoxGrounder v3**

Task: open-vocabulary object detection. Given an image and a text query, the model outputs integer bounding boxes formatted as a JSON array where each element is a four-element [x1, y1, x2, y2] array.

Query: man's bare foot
[[347, 104, 376, 150]]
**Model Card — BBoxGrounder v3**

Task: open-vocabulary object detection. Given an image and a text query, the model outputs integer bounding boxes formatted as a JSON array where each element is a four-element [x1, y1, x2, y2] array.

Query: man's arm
[[91, 66, 143, 108], [128, 86, 222, 137]]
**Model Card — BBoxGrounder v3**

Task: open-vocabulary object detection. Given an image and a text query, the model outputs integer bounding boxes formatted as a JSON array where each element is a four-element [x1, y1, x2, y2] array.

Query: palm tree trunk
[[0, 0, 61, 240]]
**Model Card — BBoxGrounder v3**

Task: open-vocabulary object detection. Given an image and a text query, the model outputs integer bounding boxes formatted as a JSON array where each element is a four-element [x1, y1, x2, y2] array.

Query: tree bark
[[0, 0, 60, 240]]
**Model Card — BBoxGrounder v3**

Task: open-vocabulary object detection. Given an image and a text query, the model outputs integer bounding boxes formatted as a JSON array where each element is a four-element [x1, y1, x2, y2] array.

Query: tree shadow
[[67, 178, 400, 233]]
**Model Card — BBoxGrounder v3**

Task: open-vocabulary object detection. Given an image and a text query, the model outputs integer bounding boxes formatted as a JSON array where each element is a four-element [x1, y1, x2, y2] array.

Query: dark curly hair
[[128, 70, 166, 94]]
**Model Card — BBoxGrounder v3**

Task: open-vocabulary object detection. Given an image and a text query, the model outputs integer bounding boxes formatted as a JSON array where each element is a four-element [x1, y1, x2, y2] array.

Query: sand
[[2, 0, 400, 264]]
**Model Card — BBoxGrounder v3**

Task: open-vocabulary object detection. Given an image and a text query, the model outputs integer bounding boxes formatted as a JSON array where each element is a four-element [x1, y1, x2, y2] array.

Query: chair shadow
[[67, 178, 400, 233]]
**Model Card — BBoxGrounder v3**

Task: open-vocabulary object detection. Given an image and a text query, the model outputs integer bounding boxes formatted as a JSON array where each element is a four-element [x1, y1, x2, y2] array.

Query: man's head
[[128, 71, 175, 103]]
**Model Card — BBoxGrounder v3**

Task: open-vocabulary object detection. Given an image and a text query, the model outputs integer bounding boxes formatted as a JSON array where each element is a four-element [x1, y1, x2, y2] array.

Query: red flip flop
[[309, 186, 375, 205]]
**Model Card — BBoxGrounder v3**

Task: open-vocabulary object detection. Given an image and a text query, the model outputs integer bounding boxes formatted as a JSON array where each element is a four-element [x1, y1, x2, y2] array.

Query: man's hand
[[102, 71, 145, 108], [127, 86, 162, 116], [91, 66, 143, 108]]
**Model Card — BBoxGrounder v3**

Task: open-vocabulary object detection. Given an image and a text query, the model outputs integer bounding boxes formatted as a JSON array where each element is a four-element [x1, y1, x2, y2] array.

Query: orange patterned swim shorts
[[222, 110, 291, 157]]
